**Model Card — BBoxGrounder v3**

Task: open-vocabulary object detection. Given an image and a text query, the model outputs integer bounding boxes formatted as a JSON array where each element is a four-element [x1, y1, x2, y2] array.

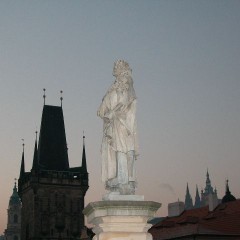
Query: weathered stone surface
[[83, 201, 161, 240]]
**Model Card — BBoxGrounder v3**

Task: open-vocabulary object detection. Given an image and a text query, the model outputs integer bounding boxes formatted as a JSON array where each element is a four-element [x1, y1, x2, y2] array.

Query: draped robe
[[98, 77, 138, 183]]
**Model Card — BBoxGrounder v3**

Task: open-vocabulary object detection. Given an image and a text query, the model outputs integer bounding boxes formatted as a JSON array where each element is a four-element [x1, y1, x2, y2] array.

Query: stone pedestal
[[83, 200, 161, 240]]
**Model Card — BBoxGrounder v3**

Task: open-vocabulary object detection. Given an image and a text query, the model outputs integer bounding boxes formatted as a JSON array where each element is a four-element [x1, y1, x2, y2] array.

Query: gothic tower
[[200, 169, 218, 207], [4, 180, 21, 240], [18, 102, 89, 240]]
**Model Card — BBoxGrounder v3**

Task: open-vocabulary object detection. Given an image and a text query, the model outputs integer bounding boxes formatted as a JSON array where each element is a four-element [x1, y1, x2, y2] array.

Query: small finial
[[60, 90, 63, 107], [14, 178, 17, 187], [43, 88, 46, 105], [83, 131, 85, 146], [35, 130, 38, 140], [21, 139, 25, 152]]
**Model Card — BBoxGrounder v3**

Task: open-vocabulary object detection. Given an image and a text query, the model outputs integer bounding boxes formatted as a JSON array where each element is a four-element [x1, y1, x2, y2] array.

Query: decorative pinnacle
[[60, 90, 63, 107], [83, 131, 85, 146], [43, 88, 46, 105], [21, 139, 25, 152], [35, 130, 38, 141]]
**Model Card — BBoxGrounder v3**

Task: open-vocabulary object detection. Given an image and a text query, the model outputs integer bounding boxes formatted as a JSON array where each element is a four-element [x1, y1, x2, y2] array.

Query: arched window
[[14, 214, 18, 223], [14, 236, 18, 240]]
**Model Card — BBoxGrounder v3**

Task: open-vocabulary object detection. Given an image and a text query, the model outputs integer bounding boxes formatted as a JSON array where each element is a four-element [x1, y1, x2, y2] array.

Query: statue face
[[113, 60, 132, 78]]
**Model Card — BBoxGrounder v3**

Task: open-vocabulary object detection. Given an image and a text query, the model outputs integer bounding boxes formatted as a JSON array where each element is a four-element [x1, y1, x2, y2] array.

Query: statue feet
[[106, 179, 136, 195]]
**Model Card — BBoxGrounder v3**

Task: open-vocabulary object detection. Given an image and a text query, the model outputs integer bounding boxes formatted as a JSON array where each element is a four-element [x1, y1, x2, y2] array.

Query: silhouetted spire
[[19, 141, 25, 178], [185, 183, 193, 210], [81, 133, 87, 172], [204, 169, 214, 194], [32, 131, 38, 171], [9, 179, 21, 206], [38, 105, 69, 171], [222, 179, 236, 203], [194, 185, 201, 208]]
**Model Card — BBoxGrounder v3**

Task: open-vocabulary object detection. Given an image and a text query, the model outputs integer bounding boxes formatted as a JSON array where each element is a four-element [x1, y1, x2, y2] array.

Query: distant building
[[18, 101, 89, 240], [4, 181, 21, 240], [200, 169, 219, 207], [184, 170, 219, 210], [150, 196, 239, 239]]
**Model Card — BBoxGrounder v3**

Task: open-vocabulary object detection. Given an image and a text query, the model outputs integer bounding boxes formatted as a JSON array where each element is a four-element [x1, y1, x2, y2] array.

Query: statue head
[[113, 60, 132, 78]]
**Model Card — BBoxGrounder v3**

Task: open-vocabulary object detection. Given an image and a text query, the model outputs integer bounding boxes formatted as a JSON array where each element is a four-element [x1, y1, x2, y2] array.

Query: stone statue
[[97, 60, 138, 195]]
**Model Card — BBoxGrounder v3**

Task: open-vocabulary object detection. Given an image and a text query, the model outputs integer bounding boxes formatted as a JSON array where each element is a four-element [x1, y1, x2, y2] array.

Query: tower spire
[[194, 185, 201, 208], [32, 131, 38, 171], [205, 169, 213, 194], [81, 132, 87, 172], [185, 183, 193, 210], [19, 139, 25, 178], [222, 179, 236, 203]]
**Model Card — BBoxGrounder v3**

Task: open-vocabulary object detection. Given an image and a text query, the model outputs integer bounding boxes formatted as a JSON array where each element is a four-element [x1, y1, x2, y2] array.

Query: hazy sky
[[0, 0, 240, 233]]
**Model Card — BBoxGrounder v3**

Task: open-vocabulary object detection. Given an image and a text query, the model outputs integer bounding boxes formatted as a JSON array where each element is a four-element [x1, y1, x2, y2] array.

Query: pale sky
[[0, 0, 240, 233]]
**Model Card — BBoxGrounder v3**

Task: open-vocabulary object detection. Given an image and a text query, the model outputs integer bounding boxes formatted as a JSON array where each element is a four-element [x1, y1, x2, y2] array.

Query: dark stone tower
[[18, 104, 89, 240]]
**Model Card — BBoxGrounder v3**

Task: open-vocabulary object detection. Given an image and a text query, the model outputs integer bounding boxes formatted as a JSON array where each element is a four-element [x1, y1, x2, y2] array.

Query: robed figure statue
[[97, 60, 138, 195]]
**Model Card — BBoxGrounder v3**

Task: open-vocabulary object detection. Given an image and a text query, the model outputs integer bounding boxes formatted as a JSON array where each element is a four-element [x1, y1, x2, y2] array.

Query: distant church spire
[[19, 140, 25, 178], [185, 183, 193, 210], [32, 131, 38, 171], [204, 169, 214, 194], [194, 185, 201, 208], [222, 179, 236, 203], [81, 132, 87, 172]]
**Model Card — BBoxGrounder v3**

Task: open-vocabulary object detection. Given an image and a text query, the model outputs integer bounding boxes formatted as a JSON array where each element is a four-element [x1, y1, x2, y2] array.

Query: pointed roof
[[222, 179, 236, 203], [194, 185, 201, 208], [185, 183, 193, 210], [37, 105, 69, 171], [19, 147, 25, 178], [9, 181, 21, 206], [81, 135, 87, 172], [31, 132, 38, 171]]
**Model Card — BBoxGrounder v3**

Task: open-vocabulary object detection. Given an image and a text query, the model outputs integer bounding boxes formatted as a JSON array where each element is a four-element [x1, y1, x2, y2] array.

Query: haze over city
[[0, 0, 240, 234]]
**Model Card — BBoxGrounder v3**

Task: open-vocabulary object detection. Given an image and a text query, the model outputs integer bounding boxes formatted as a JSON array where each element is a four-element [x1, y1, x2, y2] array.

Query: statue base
[[83, 200, 161, 240], [103, 191, 144, 201]]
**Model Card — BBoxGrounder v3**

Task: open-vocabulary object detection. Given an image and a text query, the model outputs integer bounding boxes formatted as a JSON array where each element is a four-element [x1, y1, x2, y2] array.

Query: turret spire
[[185, 183, 193, 210], [81, 132, 87, 172], [194, 185, 201, 208], [32, 131, 38, 171], [19, 140, 25, 178], [222, 179, 236, 203], [9, 179, 21, 206]]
